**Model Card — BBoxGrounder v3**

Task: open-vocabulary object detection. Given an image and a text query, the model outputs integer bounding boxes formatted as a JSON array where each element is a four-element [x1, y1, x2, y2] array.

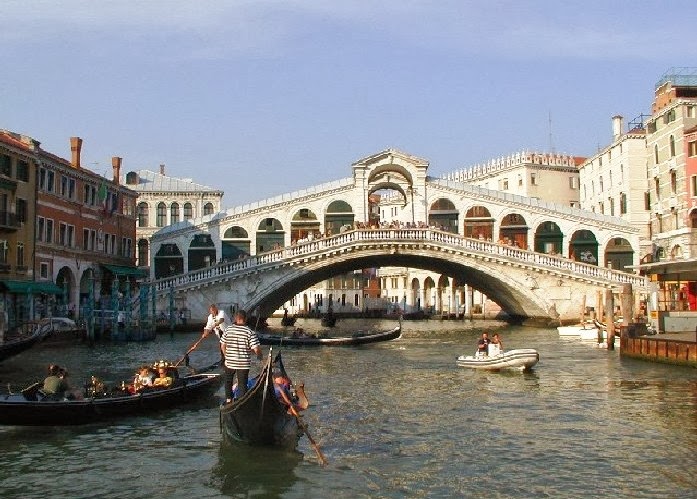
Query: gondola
[[257, 325, 401, 346], [0, 327, 47, 363], [220, 351, 303, 448], [0, 361, 222, 426]]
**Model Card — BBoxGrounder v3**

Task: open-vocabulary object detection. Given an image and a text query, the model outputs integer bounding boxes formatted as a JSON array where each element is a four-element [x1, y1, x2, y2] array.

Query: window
[[598, 202, 604, 214], [501, 179, 509, 190], [670, 170, 677, 194], [655, 178, 660, 200], [647, 121, 656, 134], [620, 193, 627, 214], [203, 202, 214, 215], [156, 202, 166, 227], [39, 262, 49, 279], [16, 242, 24, 267], [138, 239, 149, 266], [609, 198, 615, 216], [83, 229, 90, 250], [654, 145, 659, 164], [688, 106, 696, 118], [0, 155, 10, 177], [670, 135, 676, 157], [46, 219, 54, 243], [67, 225, 75, 247], [599, 176, 604, 192], [45, 170, 55, 193], [37, 216, 45, 241], [689, 141, 697, 157], [59, 223, 67, 246], [530, 173, 538, 185], [15, 198, 27, 223], [644, 191, 651, 210], [137, 202, 149, 227], [692, 176, 697, 197], [16, 160, 29, 182], [569, 177, 578, 189], [184, 203, 193, 220], [0, 240, 8, 264], [518, 174, 522, 186], [170, 202, 179, 223]]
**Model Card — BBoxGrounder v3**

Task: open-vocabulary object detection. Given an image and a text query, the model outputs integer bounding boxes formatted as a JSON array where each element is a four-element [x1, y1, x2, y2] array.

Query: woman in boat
[[152, 366, 174, 388], [133, 365, 155, 391]]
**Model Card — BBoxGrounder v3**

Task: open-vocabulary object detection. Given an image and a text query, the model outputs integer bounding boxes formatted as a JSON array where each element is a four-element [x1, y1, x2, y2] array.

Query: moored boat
[[257, 325, 401, 346], [0, 363, 222, 426], [220, 352, 303, 448], [0, 327, 47, 362], [456, 348, 539, 371], [557, 321, 597, 336]]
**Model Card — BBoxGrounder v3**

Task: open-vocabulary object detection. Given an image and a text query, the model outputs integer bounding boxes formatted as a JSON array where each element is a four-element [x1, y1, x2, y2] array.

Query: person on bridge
[[221, 309, 262, 404]]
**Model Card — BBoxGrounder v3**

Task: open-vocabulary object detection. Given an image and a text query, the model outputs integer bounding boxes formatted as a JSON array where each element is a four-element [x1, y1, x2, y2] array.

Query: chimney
[[611, 115, 624, 140], [70, 136, 82, 168], [112, 157, 122, 185], [159, 164, 165, 175]]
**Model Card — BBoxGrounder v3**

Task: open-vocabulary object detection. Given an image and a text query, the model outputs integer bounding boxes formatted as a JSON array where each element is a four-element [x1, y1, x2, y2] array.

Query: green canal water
[[0, 318, 695, 498]]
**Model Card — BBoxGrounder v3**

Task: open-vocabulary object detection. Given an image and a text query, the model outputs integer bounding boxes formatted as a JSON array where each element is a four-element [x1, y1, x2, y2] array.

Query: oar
[[277, 388, 327, 466], [174, 334, 207, 367]]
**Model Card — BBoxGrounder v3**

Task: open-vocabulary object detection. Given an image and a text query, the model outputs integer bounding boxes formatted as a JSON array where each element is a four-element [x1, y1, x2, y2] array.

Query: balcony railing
[[0, 211, 20, 230]]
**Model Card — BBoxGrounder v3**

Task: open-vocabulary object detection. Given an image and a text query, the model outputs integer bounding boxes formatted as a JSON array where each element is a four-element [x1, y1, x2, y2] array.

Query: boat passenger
[[489, 333, 503, 356], [152, 366, 174, 388], [476, 333, 491, 357], [273, 372, 302, 413], [43, 364, 69, 399]]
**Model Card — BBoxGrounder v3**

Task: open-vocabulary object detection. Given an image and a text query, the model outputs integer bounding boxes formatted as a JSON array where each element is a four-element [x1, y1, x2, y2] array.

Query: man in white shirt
[[201, 304, 230, 360]]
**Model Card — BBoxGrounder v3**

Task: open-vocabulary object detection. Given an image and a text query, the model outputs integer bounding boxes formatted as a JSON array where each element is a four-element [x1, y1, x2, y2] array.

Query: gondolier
[[203, 304, 230, 340], [221, 309, 262, 404]]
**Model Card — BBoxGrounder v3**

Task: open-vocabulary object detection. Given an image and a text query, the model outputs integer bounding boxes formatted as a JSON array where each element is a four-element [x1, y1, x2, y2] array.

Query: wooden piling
[[605, 289, 615, 349]]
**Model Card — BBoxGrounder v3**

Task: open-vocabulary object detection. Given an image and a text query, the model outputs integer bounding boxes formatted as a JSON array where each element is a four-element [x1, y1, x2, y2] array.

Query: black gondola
[[257, 325, 401, 346], [0, 363, 222, 426], [220, 351, 302, 448], [0, 327, 47, 363]]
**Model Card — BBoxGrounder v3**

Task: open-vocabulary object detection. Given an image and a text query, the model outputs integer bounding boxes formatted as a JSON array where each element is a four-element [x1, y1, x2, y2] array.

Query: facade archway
[[604, 237, 634, 271], [256, 218, 284, 253], [429, 198, 459, 233], [498, 213, 528, 249], [534, 221, 564, 255], [55, 266, 75, 315], [464, 205, 493, 240], [324, 200, 354, 236], [154, 243, 183, 279], [410, 277, 420, 311], [569, 230, 598, 265], [423, 276, 435, 311], [222, 226, 251, 261], [291, 208, 321, 243], [188, 234, 216, 270]]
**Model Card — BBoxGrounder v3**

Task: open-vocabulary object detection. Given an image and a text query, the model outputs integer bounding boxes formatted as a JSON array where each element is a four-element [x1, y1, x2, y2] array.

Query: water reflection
[[212, 443, 303, 497]]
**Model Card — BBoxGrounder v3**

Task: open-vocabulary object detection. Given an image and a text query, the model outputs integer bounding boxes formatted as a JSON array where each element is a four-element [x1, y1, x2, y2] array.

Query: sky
[[3, 1, 697, 208]]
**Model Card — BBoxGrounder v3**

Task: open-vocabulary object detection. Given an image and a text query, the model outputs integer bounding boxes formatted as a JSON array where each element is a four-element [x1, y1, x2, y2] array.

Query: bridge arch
[[154, 242, 183, 278], [324, 200, 355, 236], [464, 205, 494, 240], [222, 225, 250, 261], [290, 208, 320, 244], [256, 217, 284, 253], [429, 198, 458, 233], [604, 237, 634, 271], [534, 221, 564, 255], [569, 229, 598, 265], [188, 233, 216, 270], [499, 212, 528, 249]]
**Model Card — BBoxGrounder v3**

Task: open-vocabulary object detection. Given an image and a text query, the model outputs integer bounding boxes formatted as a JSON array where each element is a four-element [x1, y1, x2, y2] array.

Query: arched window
[[156, 202, 167, 227], [170, 202, 180, 223], [137, 202, 149, 227], [184, 203, 193, 220], [203, 202, 214, 215], [137, 239, 149, 266]]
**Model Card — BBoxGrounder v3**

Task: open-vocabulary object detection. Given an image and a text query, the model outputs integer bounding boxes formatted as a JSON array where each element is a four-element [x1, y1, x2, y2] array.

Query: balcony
[[0, 211, 20, 231]]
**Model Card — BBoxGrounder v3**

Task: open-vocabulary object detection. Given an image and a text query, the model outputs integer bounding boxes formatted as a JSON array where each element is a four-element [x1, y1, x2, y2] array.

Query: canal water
[[0, 319, 695, 498]]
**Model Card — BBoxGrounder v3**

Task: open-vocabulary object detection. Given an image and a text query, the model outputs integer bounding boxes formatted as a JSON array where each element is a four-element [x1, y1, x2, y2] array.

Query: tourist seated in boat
[[476, 333, 491, 357], [488, 333, 503, 356], [152, 366, 174, 388], [42, 364, 82, 400], [273, 372, 303, 413], [133, 365, 156, 392]]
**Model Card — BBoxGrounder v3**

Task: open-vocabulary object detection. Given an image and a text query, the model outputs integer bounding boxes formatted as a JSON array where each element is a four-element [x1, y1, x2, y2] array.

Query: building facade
[[125, 166, 223, 272]]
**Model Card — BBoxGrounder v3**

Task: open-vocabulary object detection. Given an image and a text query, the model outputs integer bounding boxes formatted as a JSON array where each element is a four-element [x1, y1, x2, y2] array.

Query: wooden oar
[[174, 334, 207, 367], [278, 389, 328, 466]]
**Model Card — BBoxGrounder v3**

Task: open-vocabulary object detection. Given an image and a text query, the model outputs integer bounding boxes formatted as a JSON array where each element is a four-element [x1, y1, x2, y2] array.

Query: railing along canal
[[152, 229, 648, 292]]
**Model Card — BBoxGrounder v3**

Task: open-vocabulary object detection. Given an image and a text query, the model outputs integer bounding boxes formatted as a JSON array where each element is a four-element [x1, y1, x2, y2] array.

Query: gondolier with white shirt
[[221, 309, 262, 404], [200, 304, 230, 360]]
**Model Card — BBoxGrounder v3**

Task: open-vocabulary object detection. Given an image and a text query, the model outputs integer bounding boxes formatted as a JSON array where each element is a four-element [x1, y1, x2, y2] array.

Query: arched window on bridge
[[534, 221, 563, 255], [256, 218, 284, 253], [137, 238, 149, 267], [604, 237, 634, 272], [428, 198, 459, 234], [569, 230, 598, 265], [324, 200, 354, 236], [222, 226, 250, 261], [154, 243, 183, 279], [291, 208, 321, 244], [498, 213, 528, 249], [188, 234, 216, 271], [137, 202, 149, 228], [463, 205, 493, 240]]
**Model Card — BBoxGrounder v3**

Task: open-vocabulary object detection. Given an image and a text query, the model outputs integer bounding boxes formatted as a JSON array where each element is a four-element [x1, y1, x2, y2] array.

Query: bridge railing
[[152, 228, 647, 292]]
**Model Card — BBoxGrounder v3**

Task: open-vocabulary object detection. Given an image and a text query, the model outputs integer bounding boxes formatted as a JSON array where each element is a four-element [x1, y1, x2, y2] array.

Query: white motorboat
[[456, 348, 539, 371], [557, 322, 597, 336], [579, 327, 606, 341]]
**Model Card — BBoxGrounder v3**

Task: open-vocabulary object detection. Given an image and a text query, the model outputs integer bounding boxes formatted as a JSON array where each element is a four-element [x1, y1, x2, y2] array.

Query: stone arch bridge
[[152, 228, 647, 326]]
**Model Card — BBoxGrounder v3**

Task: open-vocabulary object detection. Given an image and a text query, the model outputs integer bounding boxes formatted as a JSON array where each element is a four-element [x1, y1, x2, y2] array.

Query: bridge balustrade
[[153, 228, 647, 292]]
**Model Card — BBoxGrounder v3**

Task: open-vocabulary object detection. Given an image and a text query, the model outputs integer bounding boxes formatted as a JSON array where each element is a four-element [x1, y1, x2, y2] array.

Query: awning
[[0, 280, 64, 294], [629, 258, 697, 280], [102, 264, 148, 278]]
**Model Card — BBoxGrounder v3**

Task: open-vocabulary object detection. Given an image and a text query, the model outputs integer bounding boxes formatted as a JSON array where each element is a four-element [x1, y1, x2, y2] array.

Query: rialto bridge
[[148, 149, 647, 325]]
